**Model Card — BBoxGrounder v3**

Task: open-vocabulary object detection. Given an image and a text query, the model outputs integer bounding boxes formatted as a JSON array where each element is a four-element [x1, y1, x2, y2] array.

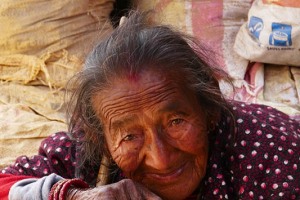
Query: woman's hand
[[66, 179, 162, 200]]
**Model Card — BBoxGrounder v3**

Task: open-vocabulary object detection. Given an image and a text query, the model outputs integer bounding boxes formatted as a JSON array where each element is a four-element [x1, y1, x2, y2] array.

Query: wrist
[[66, 187, 80, 200], [48, 179, 89, 200]]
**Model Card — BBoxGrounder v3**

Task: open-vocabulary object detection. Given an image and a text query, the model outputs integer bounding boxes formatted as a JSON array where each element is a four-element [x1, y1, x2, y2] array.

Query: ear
[[206, 106, 221, 132]]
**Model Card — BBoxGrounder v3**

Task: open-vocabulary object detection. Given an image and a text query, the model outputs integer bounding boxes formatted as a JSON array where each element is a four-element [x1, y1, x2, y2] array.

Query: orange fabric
[[262, 0, 300, 7]]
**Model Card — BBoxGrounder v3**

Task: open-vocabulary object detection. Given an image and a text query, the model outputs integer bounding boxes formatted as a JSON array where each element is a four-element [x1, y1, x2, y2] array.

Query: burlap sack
[[263, 65, 299, 108], [0, 0, 114, 88], [0, 81, 68, 168], [0, 103, 67, 169], [0, 82, 66, 122], [0, 0, 115, 168]]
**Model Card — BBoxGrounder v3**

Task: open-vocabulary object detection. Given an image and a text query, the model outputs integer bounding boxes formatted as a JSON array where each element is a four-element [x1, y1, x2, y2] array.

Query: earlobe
[[205, 107, 221, 132], [208, 120, 216, 132]]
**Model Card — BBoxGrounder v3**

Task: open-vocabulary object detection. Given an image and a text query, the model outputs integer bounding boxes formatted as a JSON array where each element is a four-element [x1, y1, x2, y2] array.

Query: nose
[[143, 128, 174, 170]]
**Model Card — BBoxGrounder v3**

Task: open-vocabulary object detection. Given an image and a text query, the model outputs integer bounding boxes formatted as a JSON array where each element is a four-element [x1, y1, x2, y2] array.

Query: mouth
[[143, 162, 187, 184]]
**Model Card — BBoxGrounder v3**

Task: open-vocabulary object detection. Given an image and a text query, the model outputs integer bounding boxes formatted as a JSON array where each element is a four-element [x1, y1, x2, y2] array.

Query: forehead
[[91, 69, 192, 120]]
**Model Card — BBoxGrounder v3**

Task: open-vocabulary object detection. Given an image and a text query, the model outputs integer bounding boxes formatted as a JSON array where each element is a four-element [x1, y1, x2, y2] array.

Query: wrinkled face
[[92, 69, 209, 200]]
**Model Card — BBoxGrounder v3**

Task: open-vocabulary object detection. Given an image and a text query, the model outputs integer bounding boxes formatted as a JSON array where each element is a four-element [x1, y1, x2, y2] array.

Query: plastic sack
[[234, 0, 300, 66]]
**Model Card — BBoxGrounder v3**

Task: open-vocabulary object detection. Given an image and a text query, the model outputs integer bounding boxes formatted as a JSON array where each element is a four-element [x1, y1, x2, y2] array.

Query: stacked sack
[[0, 0, 114, 168]]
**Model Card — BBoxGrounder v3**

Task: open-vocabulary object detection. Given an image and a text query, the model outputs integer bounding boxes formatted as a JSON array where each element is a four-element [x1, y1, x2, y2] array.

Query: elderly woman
[[1, 11, 299, 200]]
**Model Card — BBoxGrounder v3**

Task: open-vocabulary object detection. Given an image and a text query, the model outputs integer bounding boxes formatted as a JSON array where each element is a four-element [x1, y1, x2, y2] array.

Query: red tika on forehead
[[126, 72, 140, 83]]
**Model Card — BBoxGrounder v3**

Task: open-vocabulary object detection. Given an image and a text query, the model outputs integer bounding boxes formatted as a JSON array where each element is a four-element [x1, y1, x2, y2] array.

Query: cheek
[[182, 127, 209, 177], [176, 124, 208, 154], [110, 142, 143, 173]]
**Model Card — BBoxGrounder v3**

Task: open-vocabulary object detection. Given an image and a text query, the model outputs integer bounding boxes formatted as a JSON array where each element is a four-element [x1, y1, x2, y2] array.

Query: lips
[[143, 162, 187, 184]]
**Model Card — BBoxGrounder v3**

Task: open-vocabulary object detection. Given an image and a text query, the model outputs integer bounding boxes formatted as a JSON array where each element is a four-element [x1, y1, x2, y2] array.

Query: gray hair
[[66, 10, 232, 183]]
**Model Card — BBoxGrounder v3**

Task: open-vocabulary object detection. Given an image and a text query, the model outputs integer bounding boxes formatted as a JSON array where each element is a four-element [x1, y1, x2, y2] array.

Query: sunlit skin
[[92, 69, 209, 200]]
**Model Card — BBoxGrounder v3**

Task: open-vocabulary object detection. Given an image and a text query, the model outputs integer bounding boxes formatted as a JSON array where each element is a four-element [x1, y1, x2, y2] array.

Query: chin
[[143, 172, 202, 200], [150, 183, 196, 200], [131, 159, 206, 199]]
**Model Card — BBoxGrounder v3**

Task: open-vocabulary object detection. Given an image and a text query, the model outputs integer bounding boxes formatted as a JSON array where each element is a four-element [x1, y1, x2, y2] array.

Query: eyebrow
[[158, 102, 179, 113], [158, 101, 188, 116], [109, 102, 188, 136], [110, 114, 138, 133]]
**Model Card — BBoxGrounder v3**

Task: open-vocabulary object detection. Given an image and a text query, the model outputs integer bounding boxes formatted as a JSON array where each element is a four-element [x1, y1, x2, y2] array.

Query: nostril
[[144, 144, 172, 170]]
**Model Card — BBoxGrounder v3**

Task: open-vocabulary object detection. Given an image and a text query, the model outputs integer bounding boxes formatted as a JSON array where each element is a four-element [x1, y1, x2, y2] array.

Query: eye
[[122, 134, 136, 142], [170, 118, 184, 126], [165, 118, 189, 139]]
